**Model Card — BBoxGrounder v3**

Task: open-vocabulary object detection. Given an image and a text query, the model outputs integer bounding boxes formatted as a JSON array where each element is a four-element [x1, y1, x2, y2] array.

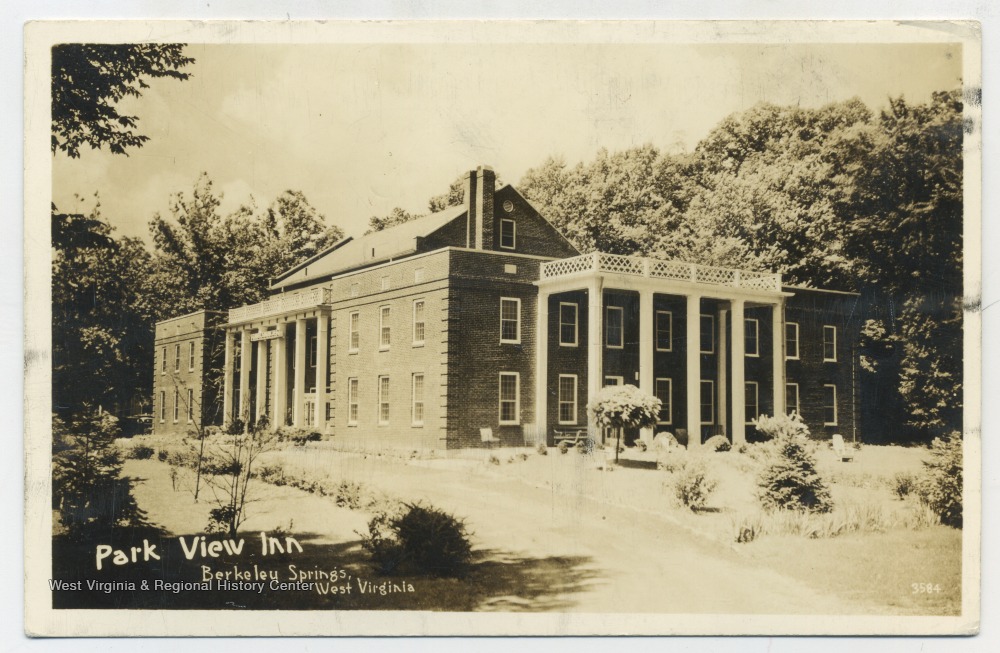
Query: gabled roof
[[272, 203, 467, 290]]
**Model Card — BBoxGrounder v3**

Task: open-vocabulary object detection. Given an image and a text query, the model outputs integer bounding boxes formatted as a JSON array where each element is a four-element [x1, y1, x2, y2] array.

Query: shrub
[[558, 441, 569, 454], [733, 514, 765, 543], [704, 435, 731, 452], [890, 472, 917, 499], [256, 464, 286, 486], [276, 427, 323, 447], [757, 432, 833, 514], [517, 452, 530, 462], [916, 432, 962, 528], [752, 412, 810, 442], [157, 450, 169, 462], [673, 462, 717, 511], [487, 455, 500, 466], [652, 432, 679, 450], [360, 502, 472, 577], [536, 443, 548, 456], [634, 439, 648, 452], [127, 444, 155, 460], [575, 439, 594, 454]]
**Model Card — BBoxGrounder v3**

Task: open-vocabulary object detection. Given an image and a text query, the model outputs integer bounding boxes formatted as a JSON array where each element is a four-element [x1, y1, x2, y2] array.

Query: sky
[[51, 40, 962, 242]]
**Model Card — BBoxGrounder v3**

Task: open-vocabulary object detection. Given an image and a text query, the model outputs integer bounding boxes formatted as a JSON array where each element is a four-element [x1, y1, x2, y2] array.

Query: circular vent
[[503, 200, 514, 213]]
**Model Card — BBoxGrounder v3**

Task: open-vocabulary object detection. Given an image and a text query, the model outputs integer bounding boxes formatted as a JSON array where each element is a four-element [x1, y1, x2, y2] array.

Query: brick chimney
[[463, 165, 496, 250]]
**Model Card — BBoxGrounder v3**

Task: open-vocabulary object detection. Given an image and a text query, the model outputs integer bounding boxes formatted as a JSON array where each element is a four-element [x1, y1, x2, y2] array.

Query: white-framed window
[[414, 268, 425, 284], [824, 384, 838, 425], [504, 264, 517, 274], [745, 318, 759, 357], [559, 302, 578, 346], [381, 276, 391, 291], [785, 322, 800, 360], [745, 382, 759, 425], [308, 335, 317, 368], [174, 344, 181, 372], [187, 388, 194, 423], [655, 377, 672, 424], [379, 306, 391, 350], [500, 298, 521, 344], [604, 376, 624, 387], [498, 372, 520, 425], [557, 374, 577, 424], [350, 283, 360, 298], [411, 373, 425, 426], [188, 341, 196, 371], [378, 375, 390, 425], [348, 311, 360, 352], [823, 325, 837, 362], [656, 310, 672, 352], [700, 314, 715, 354], [412, 299, 426, 346], [605, 306, 624, 349], [500, 218, 516, 250], [173, 388, 179, 422], [347, 378, 359, 426], [161, 347, 166, 374], [786, 383, 800, 417], [700, 380, 714, 425], [159, 390, 166, 422]]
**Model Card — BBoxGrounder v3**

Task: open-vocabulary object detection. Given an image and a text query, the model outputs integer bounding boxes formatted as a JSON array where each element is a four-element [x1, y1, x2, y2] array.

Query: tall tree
[[52, 43, 193, 158]]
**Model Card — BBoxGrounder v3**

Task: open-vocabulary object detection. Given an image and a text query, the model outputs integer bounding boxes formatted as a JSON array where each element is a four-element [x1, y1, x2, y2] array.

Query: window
[[161, 347, 166, 374], [700, 380, 714, 425], [785, 322, 800, 360], [412, 300, 426, 345], [414, 268, 425, 284], [349, 312, 360, 352], [655, 378, 672, 424], [745, 319, 759, 357], [656, 311, 672, 351], [381, 276, 391, 291], [379, 306, 391, 350], [378, 376, 390, 425], [309, 335, 317, 368], [823, 326, 837, 362], [188, 341, 196, 371], [745, 382, 759, 425], [824, 385, 838, 425], [504, 264, 517, 274], [174, 344, 181, 372], [173, 388, 179, 422], [500, 298, 521, 343], [559, 303, 578, 346], [187, 389, 194, 422], [786, 383, 800, 417], [498, 372, 520, 425], [700, 315, 714, 354], [604, 376, 623, 387], [558, 375, 577, 424], [159, 391, 166, 422], [411, 374, 425, 426], [606, 306, 624, 349], [500, 218, 516, 249], [347, 378, 359, 426]]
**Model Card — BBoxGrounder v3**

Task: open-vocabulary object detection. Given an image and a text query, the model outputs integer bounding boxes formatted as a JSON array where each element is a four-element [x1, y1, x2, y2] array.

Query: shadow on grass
[[52, 529, 600, 612]]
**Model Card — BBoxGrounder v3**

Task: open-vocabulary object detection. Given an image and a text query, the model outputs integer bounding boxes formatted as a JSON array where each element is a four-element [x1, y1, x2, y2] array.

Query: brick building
[[153, 166, 860, 449]]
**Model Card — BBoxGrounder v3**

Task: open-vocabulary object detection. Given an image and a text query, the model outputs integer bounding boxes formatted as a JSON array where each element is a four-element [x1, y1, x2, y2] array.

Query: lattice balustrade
[[649, 260, 695, 282], [541, 254, 596, 278], [694, 265, 737, 286], [597, 253, 646, 276], [229, 287, 333, 323], [739, 271, 781, 292]]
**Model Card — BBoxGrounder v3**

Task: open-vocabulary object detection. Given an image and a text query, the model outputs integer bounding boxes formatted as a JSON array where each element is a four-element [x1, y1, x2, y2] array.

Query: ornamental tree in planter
[[587, 385, 661, 463]]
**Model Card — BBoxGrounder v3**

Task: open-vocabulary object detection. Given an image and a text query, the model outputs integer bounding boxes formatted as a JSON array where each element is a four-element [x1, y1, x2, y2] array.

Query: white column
[[772, 301, 786, 417], [255, 336, 267, 426], [685, 294, 702, 448], [272, 325, 286, 431], [293, 317, 307, 428], [315, 313, 329, 431], [731, 299, 746, 445], [535, 289, 549, 444], [222, 330, 234, 426], [239, 329, 251, 430], [586, 277, 604, 440], [638, 289, 654, 443], [718, 307, 728, 435]]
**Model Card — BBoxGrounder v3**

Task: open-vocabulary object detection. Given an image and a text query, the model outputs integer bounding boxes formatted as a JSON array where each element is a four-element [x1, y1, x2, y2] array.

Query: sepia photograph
[[22, 19, 981, 637]]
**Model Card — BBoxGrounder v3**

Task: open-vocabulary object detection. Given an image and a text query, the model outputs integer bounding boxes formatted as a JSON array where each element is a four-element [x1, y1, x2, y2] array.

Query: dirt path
[[265, 448, 862, 614]]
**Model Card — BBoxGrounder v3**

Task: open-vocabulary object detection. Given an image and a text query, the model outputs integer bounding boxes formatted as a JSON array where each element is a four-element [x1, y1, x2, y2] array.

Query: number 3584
[[912, 583, 943, 594]]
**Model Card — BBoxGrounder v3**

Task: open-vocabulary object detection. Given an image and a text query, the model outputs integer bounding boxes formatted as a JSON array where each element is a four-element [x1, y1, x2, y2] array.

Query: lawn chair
[[832, 433, 854, 462], [480, 427, 501, 450]]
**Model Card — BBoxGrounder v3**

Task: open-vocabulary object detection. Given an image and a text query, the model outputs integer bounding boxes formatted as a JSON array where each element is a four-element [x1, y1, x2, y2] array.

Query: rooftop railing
[[228, 287, 333, 324], [540, 252, 781, 292]]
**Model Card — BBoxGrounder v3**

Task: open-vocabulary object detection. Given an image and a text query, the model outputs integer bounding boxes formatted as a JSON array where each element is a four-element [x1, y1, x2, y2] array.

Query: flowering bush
[[752, 412, 810, 441]]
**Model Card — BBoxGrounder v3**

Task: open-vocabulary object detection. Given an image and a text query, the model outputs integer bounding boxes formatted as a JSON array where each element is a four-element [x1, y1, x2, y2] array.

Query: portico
[[535, 252, 790, 447]]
